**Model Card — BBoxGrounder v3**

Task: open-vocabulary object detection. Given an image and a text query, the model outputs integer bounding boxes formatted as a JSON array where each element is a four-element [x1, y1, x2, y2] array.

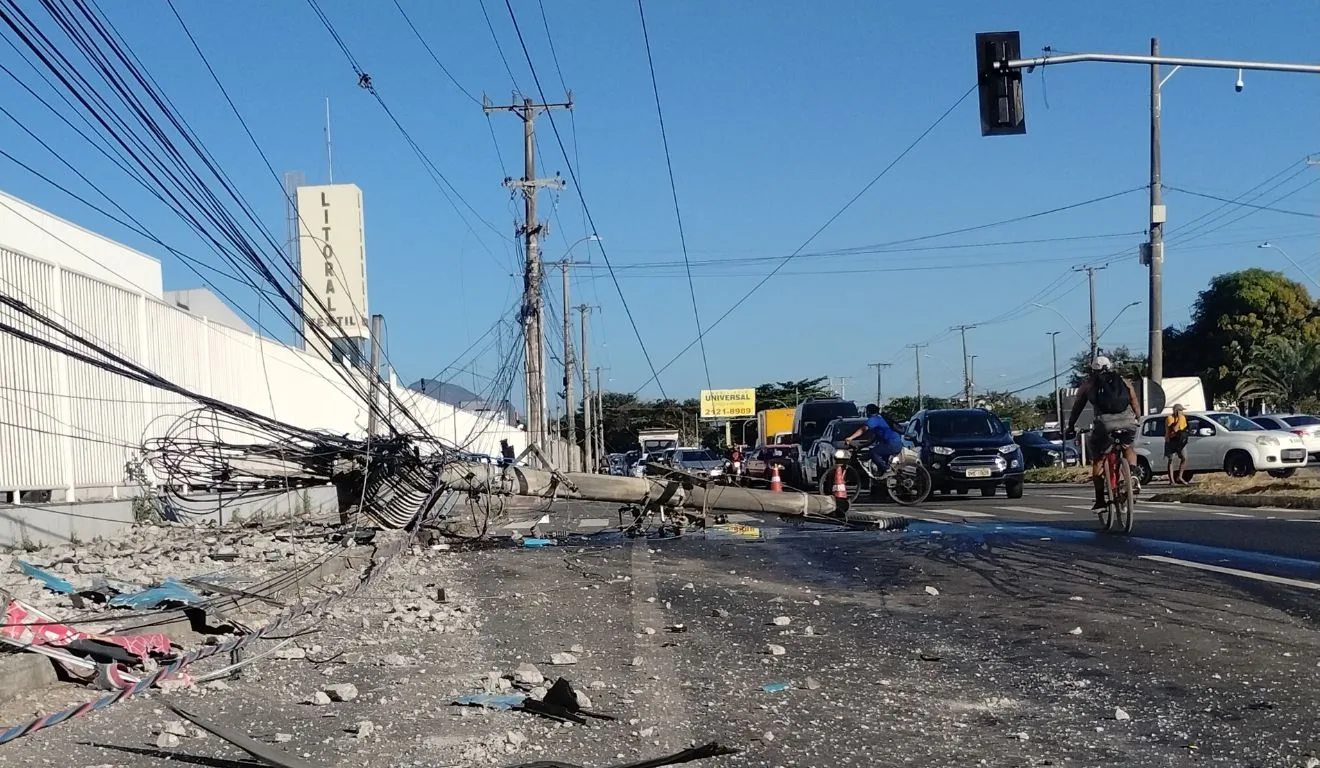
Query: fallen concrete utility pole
[[435, 462, 845, 519]]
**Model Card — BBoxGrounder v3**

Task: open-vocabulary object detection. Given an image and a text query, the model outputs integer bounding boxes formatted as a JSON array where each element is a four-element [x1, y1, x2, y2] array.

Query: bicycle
[[1095, 428, 1136, 535], [825, 443, 932, 507]]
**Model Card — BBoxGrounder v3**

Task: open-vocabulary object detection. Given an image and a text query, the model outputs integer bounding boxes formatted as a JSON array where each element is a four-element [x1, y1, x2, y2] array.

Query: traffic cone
[[831, 463, 848, 499], [769, 464, 783, 492]]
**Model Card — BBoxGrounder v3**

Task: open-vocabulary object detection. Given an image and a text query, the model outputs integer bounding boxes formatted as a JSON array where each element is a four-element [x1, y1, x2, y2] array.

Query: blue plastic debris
[[520, 538, 554, 548], [452, 692, 527, 710], [760, 682, 791, 693], [108, 578, 202, 609], [16, 560, 74, 594]]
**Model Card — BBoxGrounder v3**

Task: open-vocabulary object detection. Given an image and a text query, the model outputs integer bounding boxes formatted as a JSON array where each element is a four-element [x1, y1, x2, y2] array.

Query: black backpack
[[1093, 371, 1130, 414]]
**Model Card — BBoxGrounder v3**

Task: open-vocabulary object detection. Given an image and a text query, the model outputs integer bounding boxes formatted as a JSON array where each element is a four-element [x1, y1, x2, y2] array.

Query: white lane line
[[1139, 555, 1320, 591], [995, 505, 1068, 516], [577, 518, 611, 528], [1044, 494, 1090, 500], [914, 517, 953, 525], [1293, 518, 1320, 523], [1066, 505, 1104, 513], [926, 507, 997, 518], [1213, 512, 1253, 518]]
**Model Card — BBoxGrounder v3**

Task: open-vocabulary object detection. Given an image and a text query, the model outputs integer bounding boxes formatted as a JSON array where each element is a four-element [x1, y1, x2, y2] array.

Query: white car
[[1250, 414, 1320, 460], [1134, 411, 1309, 482]]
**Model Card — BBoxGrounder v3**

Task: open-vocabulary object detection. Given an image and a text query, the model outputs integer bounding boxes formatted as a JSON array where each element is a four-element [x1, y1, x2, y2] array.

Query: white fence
[[0, 244, 553, 502]]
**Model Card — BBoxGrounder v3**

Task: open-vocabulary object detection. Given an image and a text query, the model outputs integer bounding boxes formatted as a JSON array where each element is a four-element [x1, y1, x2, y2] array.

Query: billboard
[[699, 388, 756, 419], [296, 183, 368, 358]]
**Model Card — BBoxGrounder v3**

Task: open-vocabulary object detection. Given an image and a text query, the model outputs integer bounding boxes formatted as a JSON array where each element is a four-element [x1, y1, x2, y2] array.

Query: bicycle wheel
[[843, 464, 862, 503], [1115, 459, 1135, 534], [888, 460, 932, 506], [1100, 457, 1116, 532]]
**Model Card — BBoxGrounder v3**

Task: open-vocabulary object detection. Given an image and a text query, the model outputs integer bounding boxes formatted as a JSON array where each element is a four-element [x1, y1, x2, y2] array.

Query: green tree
[[1164, 268, 1320, 403], [976, 391, 1042, 431], [1236, 336, 1320, 412], [754, 378, 833, 410], [1067, 345, 1148, 387]]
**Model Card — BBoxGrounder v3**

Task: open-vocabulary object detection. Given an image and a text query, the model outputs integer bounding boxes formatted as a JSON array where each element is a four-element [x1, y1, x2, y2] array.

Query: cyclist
[[845, 403, 904, 475], [1065, 356, 1142, 510]]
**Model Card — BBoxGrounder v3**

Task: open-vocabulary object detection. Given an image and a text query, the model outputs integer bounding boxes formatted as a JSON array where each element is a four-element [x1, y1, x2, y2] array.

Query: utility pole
[[485, 94, 573, 465], [1047, 331, 1062, 428], [907, 344, 927, 410], [576, 304, 593, 473], [1073, 265, 1105, 360], [952, 325, 976, 407], [867, 362, 892, 405], [1147, 37, 1165, 383], [594, 367, 605, 465], [835, 376, 852, 399], [366, 313, 383, 437]]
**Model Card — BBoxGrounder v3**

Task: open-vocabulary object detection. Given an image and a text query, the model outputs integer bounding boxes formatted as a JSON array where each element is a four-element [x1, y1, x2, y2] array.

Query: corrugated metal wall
[[0, 247, 553, 499]]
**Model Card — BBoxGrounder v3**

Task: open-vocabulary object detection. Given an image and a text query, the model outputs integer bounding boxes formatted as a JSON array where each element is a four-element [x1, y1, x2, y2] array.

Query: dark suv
[[905, 408, 1026, 498]]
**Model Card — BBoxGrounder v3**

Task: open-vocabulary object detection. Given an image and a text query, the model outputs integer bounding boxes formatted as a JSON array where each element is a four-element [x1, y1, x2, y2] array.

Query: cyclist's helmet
[[1090, 355, 1112, 372]]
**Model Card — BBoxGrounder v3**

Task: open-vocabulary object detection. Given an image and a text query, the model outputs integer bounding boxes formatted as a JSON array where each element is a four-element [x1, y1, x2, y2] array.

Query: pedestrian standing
[[1164, 404, 1189, 485]]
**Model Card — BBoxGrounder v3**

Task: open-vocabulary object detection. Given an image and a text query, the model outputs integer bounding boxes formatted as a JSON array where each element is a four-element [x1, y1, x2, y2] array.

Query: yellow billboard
[[699, 388, 756, 419]]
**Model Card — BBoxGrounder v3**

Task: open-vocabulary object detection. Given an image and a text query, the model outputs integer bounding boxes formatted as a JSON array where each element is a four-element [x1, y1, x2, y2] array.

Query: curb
[[1149, 491, 1320, 510]]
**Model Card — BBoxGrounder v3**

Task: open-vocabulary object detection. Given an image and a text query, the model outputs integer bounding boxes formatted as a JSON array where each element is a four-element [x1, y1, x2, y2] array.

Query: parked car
[[1135, 410, 1308, 482], [670, 448, 725, 477], [905, 408, 1026, 498], [745, 443, 804, 488], [1014, 430, 1080, 468], [803, 417, 870, 491], [1250, 414, 1320, 460]]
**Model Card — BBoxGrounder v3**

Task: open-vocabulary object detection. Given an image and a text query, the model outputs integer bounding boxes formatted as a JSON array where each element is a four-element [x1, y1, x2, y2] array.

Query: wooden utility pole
[[867, 362, 891, 406], [576, 304, 593, 472], [484, 94, 572, 464], [1073, 264, 1106, 361]]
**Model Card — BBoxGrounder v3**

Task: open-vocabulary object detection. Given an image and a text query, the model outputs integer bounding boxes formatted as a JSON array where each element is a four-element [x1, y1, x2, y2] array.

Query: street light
[[1031, 303, 1088, 345], [1047, 331, 1062, 428], [1258, 242, 1320, 292], [1097, 301, 1142, 344]]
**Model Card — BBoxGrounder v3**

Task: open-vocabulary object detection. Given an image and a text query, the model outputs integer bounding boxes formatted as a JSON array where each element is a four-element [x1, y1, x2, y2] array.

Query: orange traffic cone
[[768, 464, 783, 492], [831, 463, 848, 499]]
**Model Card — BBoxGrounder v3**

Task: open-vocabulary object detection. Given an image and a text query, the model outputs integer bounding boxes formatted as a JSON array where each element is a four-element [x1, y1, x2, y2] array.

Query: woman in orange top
[[1164, 404, 1189, 485]]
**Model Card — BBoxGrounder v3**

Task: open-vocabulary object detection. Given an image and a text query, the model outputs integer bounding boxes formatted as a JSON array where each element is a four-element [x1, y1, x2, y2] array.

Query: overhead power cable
[[636, 0, 709, 388], [501, 0, 670, 399]]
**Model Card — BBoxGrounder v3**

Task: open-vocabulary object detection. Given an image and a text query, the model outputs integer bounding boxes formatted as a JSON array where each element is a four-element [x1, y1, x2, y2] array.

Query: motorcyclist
[[845, 403, 904, 475], [1065, 356, 1142, 510]]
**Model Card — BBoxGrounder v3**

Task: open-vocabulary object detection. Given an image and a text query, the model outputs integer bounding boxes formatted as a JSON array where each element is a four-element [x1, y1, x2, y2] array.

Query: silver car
[[670, 448, 725, 477]]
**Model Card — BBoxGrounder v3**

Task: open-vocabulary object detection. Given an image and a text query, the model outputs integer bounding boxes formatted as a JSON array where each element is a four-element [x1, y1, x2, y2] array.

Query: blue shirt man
[[846, 404, 904, 472]]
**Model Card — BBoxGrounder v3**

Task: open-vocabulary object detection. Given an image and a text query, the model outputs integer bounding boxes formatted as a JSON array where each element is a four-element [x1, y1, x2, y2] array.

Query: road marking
[[1292, 518, 1320, 523], [1213, 512, 1253, 518], [503, 519, 538, 530], [995, 505, 1068, 516], [1066, 505, 1105, 513], [1044, 494, 1089, 500], [914, 517, 952, 525], [577, 518, 611, 528], [926, 508, 997, 518], [1139, 555, 1320, 591]]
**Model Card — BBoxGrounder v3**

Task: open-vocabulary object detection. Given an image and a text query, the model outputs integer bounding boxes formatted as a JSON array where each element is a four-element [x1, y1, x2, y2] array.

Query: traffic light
[[975, 31, 1026, 136]]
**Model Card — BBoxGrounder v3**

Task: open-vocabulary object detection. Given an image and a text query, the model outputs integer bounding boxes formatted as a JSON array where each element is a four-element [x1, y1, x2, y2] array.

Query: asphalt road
[[1, 484, 1317, 766]]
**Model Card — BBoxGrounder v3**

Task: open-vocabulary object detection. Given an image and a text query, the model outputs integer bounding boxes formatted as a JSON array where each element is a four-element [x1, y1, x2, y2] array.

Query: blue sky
[[3, 0, 1320, 408]]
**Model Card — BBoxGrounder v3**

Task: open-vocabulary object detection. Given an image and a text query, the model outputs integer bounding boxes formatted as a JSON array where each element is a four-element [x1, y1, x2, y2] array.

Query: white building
[[0, 189, 538, 506]]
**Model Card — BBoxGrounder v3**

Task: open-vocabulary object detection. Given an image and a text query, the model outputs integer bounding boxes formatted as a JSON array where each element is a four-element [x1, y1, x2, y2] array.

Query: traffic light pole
[[981, 36, 1320, 385]]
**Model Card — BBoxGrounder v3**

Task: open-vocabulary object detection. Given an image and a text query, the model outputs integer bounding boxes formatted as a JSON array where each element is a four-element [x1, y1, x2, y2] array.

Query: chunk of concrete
[[0, 655, 56, 704]]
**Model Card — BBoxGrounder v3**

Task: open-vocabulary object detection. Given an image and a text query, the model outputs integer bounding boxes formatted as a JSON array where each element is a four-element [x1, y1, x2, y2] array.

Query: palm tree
[[1235, 336, 1320, 412]]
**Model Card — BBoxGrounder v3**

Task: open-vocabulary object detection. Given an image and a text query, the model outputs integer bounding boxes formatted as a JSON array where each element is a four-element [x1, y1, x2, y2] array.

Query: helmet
[[1090, 356, 1112, 372]]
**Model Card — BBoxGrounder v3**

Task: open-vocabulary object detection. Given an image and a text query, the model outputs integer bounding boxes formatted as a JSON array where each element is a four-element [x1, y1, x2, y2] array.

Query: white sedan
[[1250, 413, 1320, 460], [1135, 410, 1308, 482]]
